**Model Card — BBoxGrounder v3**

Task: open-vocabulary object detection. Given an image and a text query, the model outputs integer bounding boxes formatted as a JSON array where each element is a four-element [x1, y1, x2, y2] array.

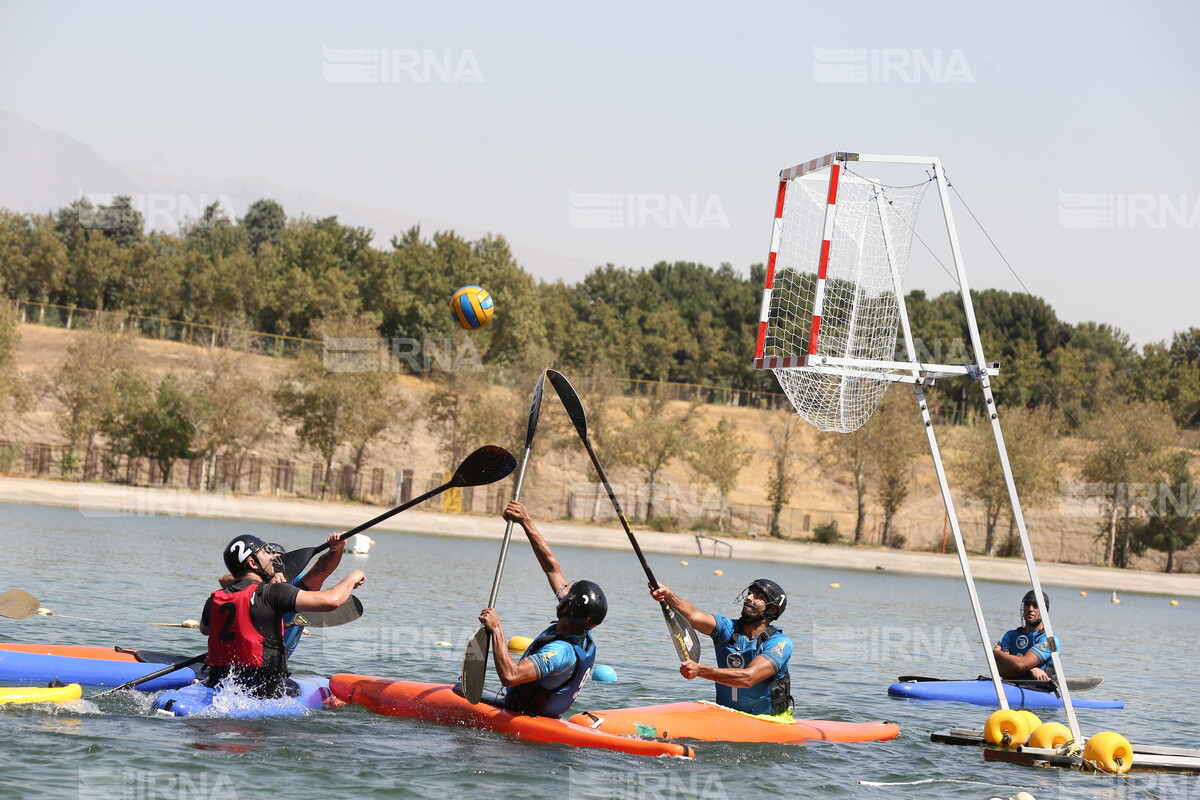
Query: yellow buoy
[[830, 583, 840, 589], [1170, 600, 1178, 606], [1017, 710, 1042, 733], [434, 641, 452, 648], [1112, 592, 1120, 604], [984, 709, 1030, 746], [1079, 591, 1087, 597], [1084, 731, 1133, 773], [680, 561, 689, 566], [1028, 721, 1073, 749], [507, 635, 533, 655], [713, 569, 724, 576], [369, 539, 377, 546]]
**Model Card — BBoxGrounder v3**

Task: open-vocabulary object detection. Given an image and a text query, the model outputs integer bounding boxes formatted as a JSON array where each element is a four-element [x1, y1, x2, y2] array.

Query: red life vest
[[207, 583, 282, 668]]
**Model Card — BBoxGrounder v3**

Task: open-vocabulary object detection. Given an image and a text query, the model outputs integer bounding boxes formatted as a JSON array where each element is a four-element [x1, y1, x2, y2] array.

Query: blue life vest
[[713, 621, 792, 715], [504, 624, 596, 718]]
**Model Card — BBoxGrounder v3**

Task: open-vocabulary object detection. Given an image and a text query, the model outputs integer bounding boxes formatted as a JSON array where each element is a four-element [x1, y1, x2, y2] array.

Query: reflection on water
[[1, 501, 1197, 799]]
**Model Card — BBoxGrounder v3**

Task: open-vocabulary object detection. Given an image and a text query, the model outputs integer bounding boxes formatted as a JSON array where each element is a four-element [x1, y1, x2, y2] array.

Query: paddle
[[280, 445, 517, 577], [0, 589, 40, 620], [460, 371, 547, 704], [896, 675, 1104, 693], [288, 595, 364, 628], [545, 370, 701, 663], [90, 652, 208, 698]]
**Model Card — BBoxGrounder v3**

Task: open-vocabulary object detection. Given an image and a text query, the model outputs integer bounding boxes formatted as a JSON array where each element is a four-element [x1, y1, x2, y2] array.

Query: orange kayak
[[0, 644, 146, 661], [569, 701, 900, 744], [330, 675, 694, 759]]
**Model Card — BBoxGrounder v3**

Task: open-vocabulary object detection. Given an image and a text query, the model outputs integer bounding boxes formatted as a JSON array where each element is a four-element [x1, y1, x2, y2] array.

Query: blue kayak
[[0, 648, 196, 691], [152, 675, 333, 718], [888, 679, 1124, 709]]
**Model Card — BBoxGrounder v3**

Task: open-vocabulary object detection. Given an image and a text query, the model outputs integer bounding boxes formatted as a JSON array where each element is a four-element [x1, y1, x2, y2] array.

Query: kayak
[[0, 643, 184, 664], [152, 676, 335, 718], [888, 679, 1124, 709], [330, 675, 694, 759], [568, 701, 900, 744], [0, 683, 83, 706], [0, 647, 196, 691]]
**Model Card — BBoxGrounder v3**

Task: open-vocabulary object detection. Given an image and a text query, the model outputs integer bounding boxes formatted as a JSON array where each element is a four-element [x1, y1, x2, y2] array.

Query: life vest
[[505, 625, 596, 718], [715, 623, 793, 715], [206, 583, 279, 668]]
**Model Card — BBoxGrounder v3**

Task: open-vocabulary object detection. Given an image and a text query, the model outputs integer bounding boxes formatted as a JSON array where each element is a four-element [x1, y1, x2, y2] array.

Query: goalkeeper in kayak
[[477, 501, 606, 718], [993, 589, 1059, 682], [650, 579, 794, 716]]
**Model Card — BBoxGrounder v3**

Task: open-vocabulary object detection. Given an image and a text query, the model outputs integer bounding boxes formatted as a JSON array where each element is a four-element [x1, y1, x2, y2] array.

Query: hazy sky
[[2, 0, 1197, 347]]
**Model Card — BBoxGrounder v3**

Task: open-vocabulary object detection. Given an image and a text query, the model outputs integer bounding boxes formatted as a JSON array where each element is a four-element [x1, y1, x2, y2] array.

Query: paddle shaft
[[91, 652, 207, 698], [579, 437, 661, 589]]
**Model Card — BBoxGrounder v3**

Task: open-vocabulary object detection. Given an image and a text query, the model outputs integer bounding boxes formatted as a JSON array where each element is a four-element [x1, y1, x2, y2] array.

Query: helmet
[[1022, 590, 1049, 609], [557, 580, 607, 629], [741, 578, 788, 620], [223, 534, 269, 575]]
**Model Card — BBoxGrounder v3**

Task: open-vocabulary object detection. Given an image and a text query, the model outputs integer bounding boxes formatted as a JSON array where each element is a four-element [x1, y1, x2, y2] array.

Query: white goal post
[[754, 151, 1082, 741]]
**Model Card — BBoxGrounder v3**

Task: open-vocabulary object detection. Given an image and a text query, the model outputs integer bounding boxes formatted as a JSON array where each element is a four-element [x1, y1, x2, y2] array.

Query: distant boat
[[347, 533, 372, 555]]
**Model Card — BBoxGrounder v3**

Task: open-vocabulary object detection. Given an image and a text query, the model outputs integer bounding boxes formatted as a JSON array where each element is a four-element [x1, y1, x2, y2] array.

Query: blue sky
[[1, 0, 1197, 347]]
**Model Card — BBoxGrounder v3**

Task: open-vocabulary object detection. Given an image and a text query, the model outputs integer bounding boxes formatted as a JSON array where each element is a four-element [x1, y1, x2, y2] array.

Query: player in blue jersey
[[478, 501, 606, 718], [993, 590, 1059, 682], [650, 578, 793, 716]]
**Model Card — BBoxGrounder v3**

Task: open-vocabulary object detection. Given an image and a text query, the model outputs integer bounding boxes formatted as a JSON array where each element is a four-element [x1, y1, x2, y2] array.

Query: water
[[1, 502, 1197, 799]]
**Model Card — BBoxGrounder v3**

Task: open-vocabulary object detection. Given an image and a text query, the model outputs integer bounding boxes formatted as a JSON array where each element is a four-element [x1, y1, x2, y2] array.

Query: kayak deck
[[0, 649, 196, 691], [330, 675, 694, 759], [152, 675, 335, 718], [570, 701, 900, 744], [888, 679, 1124, 709]]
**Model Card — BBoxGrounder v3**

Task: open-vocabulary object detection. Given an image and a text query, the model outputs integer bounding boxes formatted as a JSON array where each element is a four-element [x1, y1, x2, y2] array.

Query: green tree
[[765, 411, 802, 538], [109, 374, 196, 484], [817, 426, 870, 543], [864, 390, 925, 547], [50, 322, 144, 469], [184, 346, 274, 490], [953, 407, 1063, 555], [274, 321, 395, 498], [1079, 400, 1178, 567], [422, 367, 517, 470], [609, 384, 699, 521], [1130, 450, 1200, 573], [241, 199, 286, 255], [687, 417, 753, 531], [0, 301, 32, 426]]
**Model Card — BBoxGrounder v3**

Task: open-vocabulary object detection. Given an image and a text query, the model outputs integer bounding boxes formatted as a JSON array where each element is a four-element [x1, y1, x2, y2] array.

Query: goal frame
[[754, 151, 1083, 740]]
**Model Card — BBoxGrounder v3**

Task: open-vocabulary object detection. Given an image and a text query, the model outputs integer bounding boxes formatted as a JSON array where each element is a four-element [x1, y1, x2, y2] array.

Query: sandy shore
[[2, 476, 1196, 597]]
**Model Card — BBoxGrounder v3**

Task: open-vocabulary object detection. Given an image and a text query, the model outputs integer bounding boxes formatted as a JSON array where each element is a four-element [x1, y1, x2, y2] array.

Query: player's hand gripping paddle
[[280, 445, 517, 577], [545, 370, 701, 663], [460, 372, 546, 703]]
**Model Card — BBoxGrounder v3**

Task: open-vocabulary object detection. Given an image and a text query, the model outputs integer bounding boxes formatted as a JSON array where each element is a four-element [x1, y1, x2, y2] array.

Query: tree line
[[1, 196, 1198, 428]]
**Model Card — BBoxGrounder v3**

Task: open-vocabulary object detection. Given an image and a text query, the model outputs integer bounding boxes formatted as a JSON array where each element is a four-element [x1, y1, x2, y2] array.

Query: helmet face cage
[[737, 579, 787, 619]]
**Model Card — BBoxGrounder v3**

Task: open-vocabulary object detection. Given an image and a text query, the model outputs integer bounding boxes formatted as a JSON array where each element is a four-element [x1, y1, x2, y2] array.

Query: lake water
[[1, 501, 1197, 800]]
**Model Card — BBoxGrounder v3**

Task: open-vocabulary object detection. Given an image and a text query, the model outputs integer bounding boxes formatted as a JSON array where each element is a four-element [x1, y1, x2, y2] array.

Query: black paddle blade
[[662, 603, 701, 662], [0, 589, 40, 620], [547, 370, 587, 439], [452, 445, 517, 488], [280, 546, 319, 581], [289, 595, 364, 629], [525, 371, 546, 446], [460, 625, 491, 704]]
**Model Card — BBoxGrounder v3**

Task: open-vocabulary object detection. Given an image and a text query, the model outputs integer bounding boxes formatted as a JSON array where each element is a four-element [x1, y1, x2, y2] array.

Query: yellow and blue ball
[[450, 285, 495, 330]]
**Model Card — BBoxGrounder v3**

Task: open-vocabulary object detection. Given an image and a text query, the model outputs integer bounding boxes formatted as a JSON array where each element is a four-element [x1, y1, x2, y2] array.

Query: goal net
[[755, 158, 930, 432]]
